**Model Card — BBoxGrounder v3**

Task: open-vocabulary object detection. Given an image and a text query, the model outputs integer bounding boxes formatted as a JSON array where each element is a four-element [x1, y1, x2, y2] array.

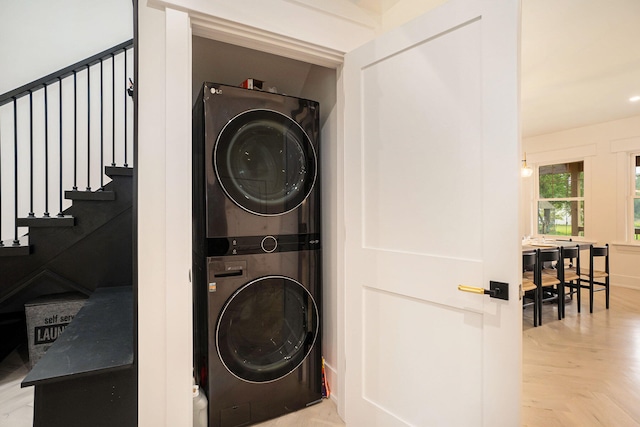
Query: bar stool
[[522, 251, 538, 326], [579, 244, 610, 313], [558, 245, 581, 317]]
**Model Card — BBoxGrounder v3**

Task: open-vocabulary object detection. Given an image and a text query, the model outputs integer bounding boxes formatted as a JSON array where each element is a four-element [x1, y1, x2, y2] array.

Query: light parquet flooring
[[523, 286, 640, 427]]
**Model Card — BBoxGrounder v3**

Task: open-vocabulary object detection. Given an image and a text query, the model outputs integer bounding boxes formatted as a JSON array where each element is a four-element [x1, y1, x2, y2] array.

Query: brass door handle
[[457, 285, 486, 294], [458, 281, 509, 300]]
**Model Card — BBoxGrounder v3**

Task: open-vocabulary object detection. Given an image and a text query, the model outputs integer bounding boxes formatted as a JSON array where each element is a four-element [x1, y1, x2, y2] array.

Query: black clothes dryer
[[193, 83, 320, 257], [193, 249, 322, 427]]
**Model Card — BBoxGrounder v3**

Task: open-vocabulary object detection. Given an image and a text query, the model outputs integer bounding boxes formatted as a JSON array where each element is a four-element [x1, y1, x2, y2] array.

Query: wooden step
[[65, 190, 115, 201], [0, 237, 31, 257], [16, 215, 75, 228]]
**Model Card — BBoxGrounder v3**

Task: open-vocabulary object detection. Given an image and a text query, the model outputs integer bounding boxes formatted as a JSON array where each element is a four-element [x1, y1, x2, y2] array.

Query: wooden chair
[[578, 244, 610, 313], [558, 245, 581, 317], [537, 248, 562, 325], [522, 251, 538, 326]]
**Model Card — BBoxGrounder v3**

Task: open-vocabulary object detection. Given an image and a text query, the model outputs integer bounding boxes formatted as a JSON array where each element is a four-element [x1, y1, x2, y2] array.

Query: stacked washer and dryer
[[192, 83, 322, 427]]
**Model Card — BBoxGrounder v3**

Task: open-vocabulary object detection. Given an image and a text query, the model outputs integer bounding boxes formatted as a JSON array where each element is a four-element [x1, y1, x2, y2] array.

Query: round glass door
[[214, 109, 317, 216], [216, 276, 319, 383]]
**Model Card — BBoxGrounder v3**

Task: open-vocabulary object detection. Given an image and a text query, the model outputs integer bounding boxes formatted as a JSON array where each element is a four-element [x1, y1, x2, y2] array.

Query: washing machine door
[[214, 109, 317, 216], [216, 276, 319, 383]]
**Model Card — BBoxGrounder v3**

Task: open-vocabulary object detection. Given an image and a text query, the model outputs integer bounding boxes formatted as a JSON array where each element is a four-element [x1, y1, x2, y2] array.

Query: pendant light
[[521, 152, 533, 178]]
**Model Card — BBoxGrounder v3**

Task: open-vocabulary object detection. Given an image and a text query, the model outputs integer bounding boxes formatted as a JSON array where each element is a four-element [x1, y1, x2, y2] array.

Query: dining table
[[522, 239, 596, 253]]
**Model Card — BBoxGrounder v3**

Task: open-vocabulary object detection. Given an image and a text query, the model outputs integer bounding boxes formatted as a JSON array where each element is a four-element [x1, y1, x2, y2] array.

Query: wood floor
[[523, 286, 640, 426], [1, 286, 639, 426]]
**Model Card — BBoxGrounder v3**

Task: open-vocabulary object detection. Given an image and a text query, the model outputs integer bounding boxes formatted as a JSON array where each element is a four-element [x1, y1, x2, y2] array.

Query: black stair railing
[[0, 39, 134, 245]]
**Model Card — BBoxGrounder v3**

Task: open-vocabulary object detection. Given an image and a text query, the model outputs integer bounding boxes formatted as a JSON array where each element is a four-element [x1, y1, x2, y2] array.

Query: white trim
[[628, 152, 639, 243], [148, 0, 377, 60], [137, 3, 169, 426], [614, 150, 640, 243], [527, 144, 596, 164], [139, 2, 358, 423], [610, 275, 640, 290], [615, 152, 630, 241], [190, 12, 345, 68], [611, 241, 640, 250], [164, 8, 194, 427], [611, 136, 640, 153], [533, 159, 586, 238]]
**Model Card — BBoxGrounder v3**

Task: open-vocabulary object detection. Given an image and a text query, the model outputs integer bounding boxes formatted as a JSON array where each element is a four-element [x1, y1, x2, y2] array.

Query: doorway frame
[[137, 3, 362, 424]]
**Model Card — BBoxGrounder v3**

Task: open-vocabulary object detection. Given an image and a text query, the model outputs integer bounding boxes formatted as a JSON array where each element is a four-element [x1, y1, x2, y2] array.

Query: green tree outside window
[[537, 161, 584, 237]]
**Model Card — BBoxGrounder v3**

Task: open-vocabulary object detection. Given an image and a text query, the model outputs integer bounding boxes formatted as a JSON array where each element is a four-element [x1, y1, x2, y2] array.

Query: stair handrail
[[0, 39, 133, 107]]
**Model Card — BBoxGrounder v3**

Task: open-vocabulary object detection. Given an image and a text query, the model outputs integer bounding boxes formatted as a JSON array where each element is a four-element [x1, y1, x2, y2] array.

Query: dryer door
[[214, 109, 317, 216], [216, 275, 319, 383]]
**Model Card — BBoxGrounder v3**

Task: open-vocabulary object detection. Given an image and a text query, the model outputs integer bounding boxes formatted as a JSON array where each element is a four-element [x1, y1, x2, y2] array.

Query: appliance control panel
[[206, 234, 320, 256]]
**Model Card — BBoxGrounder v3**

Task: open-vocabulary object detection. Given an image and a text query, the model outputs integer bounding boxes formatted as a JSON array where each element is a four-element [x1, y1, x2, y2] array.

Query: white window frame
[[612, 138, 640, 245], [630, 153, 640, 242], [535, 160, 585, 238]]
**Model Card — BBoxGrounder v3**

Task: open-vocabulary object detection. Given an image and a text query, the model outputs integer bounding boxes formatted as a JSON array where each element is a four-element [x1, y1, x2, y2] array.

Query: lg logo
[[210, 87, 223, 95]]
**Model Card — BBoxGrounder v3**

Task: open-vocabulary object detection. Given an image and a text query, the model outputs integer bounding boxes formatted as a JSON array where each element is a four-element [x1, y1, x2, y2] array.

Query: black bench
[[22, 286, 135, 427]]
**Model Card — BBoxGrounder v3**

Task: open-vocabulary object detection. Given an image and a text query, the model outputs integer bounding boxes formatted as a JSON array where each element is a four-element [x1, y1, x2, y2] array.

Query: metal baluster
[[86, 65, 91, 192], [28, 90, 34, 217], [58, 77, 64, 217], [44, 84, 50, 217], [100, 58, 104, 189], [0, 108, 3, 246], [111, 53, 116, 167], [73, 70, 77, 191], [123, 48, 128, 167], [13, 98, 19, 245]]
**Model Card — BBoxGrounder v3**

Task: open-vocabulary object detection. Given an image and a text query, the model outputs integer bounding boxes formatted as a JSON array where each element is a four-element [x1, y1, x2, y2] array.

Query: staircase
[[0, 40, 134, 317]]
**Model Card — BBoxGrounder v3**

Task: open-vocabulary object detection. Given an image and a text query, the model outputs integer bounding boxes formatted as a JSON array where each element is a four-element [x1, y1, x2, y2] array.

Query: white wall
[[192, 37, 315, 106], [381, 0, 449, 31], [0, 0, 133, 242], [522, 115, 640, 289], [0, 0, 132, 95]]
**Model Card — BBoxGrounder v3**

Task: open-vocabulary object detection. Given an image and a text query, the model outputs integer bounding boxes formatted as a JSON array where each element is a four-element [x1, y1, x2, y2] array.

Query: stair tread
[[105, 166, 133, 177], [0, 238, 31, 257], [16, 215, 75, 227], [65, 190, 116, 201]]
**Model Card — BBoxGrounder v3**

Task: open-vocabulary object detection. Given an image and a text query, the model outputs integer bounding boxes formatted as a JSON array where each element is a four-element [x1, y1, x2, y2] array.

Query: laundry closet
[[190, 36, 340, 426]]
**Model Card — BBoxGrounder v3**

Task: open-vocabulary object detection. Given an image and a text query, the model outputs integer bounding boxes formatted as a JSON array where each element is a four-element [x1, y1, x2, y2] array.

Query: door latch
[[457, 281, 509, 301]]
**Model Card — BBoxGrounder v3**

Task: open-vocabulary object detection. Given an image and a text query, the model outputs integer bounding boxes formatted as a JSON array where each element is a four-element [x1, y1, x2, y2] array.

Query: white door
[[342, 0, 521, 426]]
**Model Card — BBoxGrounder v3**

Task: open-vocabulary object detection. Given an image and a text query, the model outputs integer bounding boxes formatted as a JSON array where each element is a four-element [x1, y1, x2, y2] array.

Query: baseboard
[[324, 359, 338, 405], [611, 276, 640, 291]]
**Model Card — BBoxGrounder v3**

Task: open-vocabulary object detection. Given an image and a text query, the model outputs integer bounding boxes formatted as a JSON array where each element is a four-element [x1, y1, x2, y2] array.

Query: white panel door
[[342, 0, 521, 426]]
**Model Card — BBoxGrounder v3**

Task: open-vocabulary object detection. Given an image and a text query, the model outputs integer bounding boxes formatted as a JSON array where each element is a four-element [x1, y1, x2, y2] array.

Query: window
[[632, 155, 640, 240], [537, 161, 584, 237]]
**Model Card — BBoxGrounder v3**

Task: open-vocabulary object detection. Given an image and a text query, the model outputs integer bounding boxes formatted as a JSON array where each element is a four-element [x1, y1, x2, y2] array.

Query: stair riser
[[0, 173, 133, 312]]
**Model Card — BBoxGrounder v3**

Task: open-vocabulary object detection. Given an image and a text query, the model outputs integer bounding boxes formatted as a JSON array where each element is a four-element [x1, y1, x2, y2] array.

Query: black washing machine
[[199, 250, 322, 427], [193, 82, 321, 257], [192, 83, 322, 427]]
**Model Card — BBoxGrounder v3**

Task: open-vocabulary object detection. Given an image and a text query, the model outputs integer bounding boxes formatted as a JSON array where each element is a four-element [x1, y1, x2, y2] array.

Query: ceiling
[[350, 0, 640, 138]]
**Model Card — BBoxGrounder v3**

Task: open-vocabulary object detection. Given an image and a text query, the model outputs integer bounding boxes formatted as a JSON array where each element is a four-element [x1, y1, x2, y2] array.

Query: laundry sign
[[25, 292, 87, 368], [34, 320, 73, 345]]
